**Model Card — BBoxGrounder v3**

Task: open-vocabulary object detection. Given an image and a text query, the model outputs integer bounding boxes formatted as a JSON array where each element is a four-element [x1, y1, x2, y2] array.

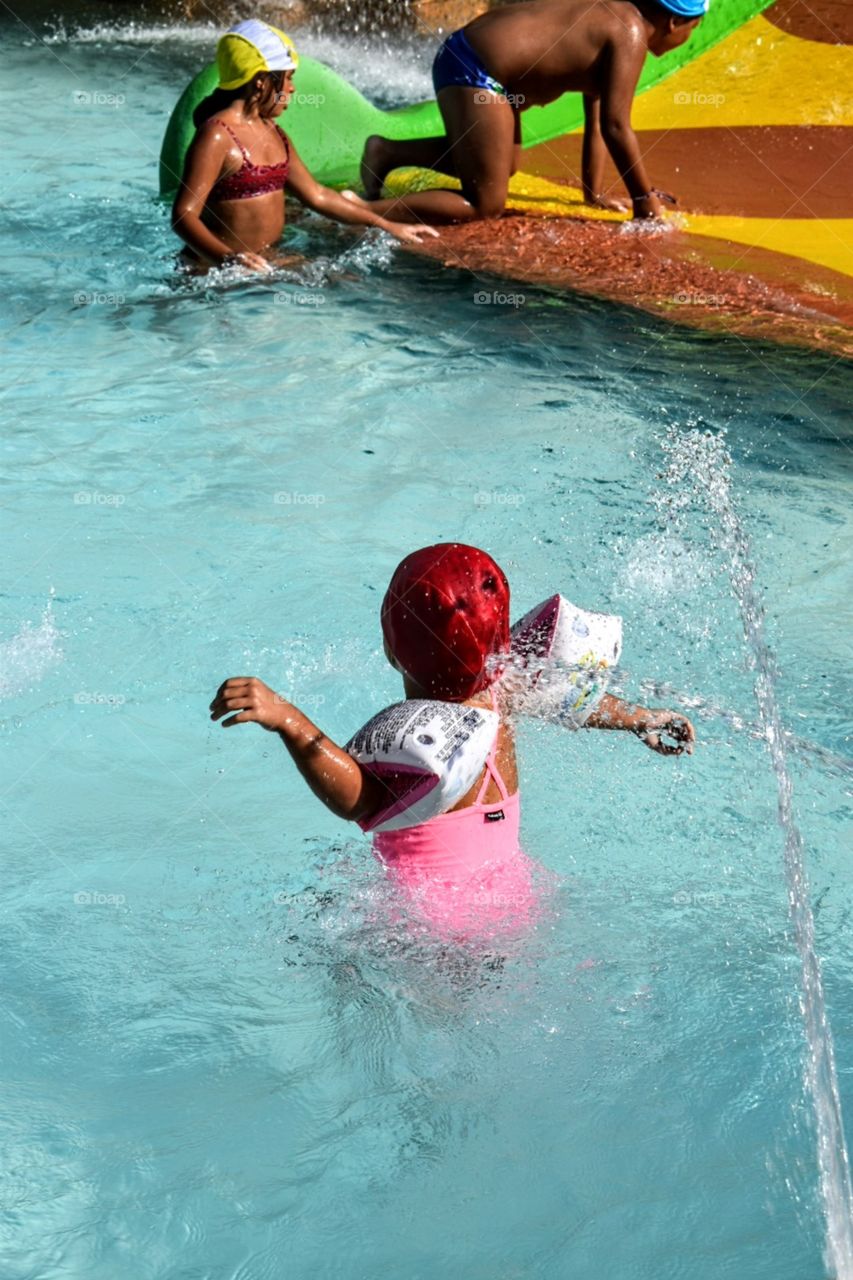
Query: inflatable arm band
[[507, 594, 622, 729], [347, 699, 499, 834]]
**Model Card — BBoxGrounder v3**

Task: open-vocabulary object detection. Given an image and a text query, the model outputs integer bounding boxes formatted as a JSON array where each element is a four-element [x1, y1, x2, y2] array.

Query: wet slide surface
[[160, 0, 853, 352], [396, 0, 853, 353]]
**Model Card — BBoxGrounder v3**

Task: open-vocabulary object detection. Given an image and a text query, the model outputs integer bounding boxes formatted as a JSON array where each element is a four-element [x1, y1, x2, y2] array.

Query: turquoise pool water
[[2, 12, 852, 1279]]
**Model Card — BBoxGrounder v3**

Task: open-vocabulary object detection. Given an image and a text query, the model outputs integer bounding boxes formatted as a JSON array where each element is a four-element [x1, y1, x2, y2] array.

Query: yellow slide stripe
[[632, 14, 853, 130]]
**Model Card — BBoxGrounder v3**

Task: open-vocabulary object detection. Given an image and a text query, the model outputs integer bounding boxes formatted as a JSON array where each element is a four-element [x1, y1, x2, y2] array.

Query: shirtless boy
[[360, 0, 707, 223]]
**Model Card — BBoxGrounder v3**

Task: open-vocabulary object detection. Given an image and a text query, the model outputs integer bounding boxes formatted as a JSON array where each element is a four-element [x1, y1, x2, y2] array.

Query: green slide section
[[159, 0, 775, 197]]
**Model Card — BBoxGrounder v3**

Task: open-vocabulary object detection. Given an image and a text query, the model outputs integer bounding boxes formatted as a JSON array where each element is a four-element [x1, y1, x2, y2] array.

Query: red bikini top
[[207, 118, 290, 202]]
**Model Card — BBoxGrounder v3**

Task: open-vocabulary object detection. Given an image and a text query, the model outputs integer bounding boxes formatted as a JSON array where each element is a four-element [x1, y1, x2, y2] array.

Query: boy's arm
[[584, 693, 695, 756], [581, 96, 628, 212], [210, 676, 384, 823], [597, 29, 663, 219]]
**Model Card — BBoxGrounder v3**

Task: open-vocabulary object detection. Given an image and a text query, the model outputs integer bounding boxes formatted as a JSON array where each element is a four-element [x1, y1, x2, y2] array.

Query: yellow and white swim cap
[[216, 19, 298, 90]]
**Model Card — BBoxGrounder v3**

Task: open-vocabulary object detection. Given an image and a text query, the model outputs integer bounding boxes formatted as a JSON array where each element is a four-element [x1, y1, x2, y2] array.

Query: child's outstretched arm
[[597, 29, 663, 219], [210, 677, 383, 822], [584, 693, 695, 756], [284, 144, 440, 245]]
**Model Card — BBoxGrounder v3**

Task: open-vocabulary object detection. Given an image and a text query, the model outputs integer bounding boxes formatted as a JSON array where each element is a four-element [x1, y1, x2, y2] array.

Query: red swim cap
[[381, 543, 511, 701]]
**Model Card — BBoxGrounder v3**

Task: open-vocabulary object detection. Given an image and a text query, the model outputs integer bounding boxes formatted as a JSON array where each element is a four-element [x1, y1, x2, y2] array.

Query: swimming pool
[[2, 11, 852, 1279]]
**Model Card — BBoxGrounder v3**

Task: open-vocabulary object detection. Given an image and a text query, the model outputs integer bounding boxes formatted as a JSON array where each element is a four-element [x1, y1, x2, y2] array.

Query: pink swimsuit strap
[[472, 687, 512, 808], [207, 118, 290, 202], [373, 687, 521, 878]]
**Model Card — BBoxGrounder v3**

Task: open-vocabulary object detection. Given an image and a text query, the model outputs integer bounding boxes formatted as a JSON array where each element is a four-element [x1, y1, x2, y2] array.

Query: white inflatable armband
[[508, 594, 622, 729], [347, 699, 498, 833]]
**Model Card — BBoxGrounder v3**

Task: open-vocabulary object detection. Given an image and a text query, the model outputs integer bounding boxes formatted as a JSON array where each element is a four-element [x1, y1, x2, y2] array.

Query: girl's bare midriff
[[202, 191, 285, 254]]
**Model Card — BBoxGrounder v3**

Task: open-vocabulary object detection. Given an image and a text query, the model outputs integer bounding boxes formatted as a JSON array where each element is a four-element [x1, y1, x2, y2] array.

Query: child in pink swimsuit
[[210, 544, 695, 938]]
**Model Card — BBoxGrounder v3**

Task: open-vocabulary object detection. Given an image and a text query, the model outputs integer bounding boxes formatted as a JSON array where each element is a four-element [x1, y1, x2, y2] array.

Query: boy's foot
[[360, 135, 390, 199]]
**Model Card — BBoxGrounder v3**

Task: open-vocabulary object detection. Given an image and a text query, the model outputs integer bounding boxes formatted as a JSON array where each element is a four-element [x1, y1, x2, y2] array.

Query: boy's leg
[[360, 87, 517, 224], [361, 136, 457, 200]]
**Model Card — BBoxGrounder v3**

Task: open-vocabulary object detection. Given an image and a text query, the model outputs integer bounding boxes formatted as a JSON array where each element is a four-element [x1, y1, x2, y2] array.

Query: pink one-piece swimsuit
[[372, 689, 537, 938]]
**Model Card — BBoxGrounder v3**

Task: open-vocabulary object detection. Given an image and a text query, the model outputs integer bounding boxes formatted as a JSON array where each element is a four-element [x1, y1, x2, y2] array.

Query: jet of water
[[657, 425, 853, 1276]]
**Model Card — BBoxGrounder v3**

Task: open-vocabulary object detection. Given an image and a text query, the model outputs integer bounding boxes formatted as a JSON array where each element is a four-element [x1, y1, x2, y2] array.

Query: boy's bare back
[[467, 0, 648, 106]]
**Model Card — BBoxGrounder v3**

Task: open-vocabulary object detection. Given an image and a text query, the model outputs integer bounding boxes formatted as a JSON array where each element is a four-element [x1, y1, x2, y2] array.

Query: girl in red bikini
[[210, 544, 695, 938], [172, 20, 437, 273]]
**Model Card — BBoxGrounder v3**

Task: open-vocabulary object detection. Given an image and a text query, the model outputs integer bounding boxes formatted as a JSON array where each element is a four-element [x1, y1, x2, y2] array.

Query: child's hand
[[222, 251, 274, 274], [210, 677, 290, 731], [637, 710, 695, 756], [382, 220, 440, 245]]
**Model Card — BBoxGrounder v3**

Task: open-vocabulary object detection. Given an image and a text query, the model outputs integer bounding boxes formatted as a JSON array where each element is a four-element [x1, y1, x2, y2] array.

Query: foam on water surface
[[0, 604, 62, 702]]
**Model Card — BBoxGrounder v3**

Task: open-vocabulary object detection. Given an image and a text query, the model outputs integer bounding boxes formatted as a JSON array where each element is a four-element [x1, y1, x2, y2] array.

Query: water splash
[[639, 679, 853, 779], [40, 17, 432, 109], [656, 425, 853, 1276], [0, 601, 62, 701]]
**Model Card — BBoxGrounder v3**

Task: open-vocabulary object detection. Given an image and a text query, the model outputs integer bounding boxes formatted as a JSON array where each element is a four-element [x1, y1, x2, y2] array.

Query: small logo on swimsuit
[[484, 809, 505, 823]]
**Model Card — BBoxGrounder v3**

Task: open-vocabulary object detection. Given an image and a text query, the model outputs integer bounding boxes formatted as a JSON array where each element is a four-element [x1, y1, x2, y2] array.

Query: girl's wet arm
[[285, 144, 439, 242], [584, 693, 695, 755], [210, 677, 384, 821], [172, 127, 243, 266]]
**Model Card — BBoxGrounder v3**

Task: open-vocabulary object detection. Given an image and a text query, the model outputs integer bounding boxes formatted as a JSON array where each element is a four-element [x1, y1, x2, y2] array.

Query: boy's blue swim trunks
[[432, 29, 506, 97]]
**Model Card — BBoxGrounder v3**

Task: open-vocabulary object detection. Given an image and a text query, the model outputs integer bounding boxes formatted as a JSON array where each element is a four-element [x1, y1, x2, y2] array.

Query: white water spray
[[658, 426, 853, 1276]]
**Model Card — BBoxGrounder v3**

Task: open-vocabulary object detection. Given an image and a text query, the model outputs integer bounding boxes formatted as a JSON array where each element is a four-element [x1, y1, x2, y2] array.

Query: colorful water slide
[[160, 0, 853, 318]]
